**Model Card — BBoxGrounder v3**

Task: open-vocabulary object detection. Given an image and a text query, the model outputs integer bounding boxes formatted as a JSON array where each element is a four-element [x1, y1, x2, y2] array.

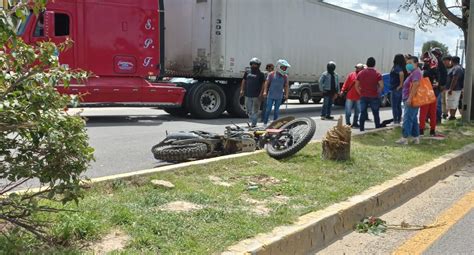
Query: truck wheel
[[164, 107, 189, 117], [227, 86, 247, 118], [188, 83, 226, 119], [299, 90, 310, 104], [312, 97, 322, 104]]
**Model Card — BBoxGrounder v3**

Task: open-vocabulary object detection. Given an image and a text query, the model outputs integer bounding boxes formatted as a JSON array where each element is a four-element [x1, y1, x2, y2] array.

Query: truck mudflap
[[55, 77, 186, 107]]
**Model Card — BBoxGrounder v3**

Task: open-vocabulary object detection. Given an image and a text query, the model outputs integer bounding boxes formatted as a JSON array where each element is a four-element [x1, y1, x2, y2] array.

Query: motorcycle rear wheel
[[266, 117, 316, 159], [152, 143, 208, 162]]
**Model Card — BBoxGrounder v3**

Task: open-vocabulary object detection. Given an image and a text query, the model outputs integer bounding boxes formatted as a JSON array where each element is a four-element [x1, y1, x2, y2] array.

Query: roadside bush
[[1, 0, 93, 242]]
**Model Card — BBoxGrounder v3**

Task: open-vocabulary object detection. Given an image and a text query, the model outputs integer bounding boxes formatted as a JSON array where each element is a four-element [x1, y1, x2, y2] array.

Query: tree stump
[[322, 116, 351, 161]]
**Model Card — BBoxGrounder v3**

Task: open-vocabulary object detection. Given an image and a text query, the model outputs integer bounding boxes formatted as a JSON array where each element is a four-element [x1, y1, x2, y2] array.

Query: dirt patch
[[91, 229, 130, 255], [241, 195, 271, 216], [208, 175, 233, 187], [270, 194, 291, 204], [160, 201, 203, 213], [249, 174, 284, 186]]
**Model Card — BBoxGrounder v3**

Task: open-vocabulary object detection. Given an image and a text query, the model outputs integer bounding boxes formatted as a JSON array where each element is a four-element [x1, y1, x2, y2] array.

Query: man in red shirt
[[355, 57, 384, 131], [341, 63, 364, 128]]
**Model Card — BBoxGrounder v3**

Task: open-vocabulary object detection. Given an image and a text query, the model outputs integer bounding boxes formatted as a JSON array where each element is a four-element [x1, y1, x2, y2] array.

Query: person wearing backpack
[[262, 59, 290, 126], [240, 58, 265, 127], [319, 61, 339, 120], [340, 63, 364, 127]]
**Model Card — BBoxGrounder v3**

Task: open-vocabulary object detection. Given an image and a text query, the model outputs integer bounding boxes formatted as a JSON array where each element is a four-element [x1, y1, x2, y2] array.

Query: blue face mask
[[406, 63, 415, 72]]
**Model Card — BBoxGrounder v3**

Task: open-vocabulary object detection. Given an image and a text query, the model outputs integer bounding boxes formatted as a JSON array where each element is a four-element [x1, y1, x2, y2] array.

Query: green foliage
[[399, 0, 449, 31], [356, 216, 387, 235], [422, 40, 450, 55], [1, 0, 93, 241]]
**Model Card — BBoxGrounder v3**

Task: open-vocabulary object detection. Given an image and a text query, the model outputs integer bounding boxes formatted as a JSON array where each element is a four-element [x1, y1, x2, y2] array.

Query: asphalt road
[[425, 209, 474, 254], [72, 100, 394, 179]]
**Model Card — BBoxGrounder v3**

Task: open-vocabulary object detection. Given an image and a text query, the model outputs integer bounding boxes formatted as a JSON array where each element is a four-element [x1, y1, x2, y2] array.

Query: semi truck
[[17, 0, 415, 119]]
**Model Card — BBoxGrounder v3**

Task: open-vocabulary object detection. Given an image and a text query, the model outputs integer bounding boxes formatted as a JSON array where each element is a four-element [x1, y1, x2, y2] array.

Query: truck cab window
[[33, 14, 44, 37], [55, 13, 70, 36]]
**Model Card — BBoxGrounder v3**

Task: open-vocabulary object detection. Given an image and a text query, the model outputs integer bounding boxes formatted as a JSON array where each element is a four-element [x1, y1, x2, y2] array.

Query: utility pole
[[456, 39, 459, 56], [462, 0, 474, 122]]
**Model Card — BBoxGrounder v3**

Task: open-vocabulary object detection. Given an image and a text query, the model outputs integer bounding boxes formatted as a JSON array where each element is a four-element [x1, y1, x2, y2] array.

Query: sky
[[324, 0, 465, 57]]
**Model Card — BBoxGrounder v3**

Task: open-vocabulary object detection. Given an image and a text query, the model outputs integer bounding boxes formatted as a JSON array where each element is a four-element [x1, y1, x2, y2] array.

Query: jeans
[[263, 97, 283, 124], [345, 99, 360, 126], [245, 96, 260, 127], [436, 94, 442, 122], [402, 102, 420, 138], [391, 90, 403, 123], [321, 96, 333, 117], [359, 97, 381, 131]]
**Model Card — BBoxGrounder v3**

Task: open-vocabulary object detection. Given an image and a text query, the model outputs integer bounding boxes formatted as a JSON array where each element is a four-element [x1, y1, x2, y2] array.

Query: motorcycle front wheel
[[152, 143, 208, 162], [266, 117, 316, 159]]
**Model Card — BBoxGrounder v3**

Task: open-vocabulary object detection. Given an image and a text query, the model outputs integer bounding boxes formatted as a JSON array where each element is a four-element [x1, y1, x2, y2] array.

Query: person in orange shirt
[[340, 64, 364, 128]]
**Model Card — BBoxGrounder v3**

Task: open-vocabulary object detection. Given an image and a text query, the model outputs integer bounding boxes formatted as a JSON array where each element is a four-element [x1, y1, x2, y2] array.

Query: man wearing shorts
[[446, 56, 464, 120]]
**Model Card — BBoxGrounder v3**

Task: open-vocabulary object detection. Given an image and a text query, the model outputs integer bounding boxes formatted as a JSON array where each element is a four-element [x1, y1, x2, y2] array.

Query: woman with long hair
[[390, 54, 407, 125]]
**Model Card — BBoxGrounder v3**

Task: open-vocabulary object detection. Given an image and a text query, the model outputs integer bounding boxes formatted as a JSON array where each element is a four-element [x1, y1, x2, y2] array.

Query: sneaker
[[326, 116, 335, 120], [448, 116, 457, 121], [442, 113, 448, 120], [351, 124, 360, 129], [413, 137, 420, 145], [396, 138, 408, 145], [320, 116, 326, 120]]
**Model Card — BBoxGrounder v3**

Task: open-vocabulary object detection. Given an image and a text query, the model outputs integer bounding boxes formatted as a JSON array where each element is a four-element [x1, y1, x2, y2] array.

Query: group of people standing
[[240, 58, 291, 128], [323, 57, 384, 132], [337, 48, 464, 145], [240, 48, 465, 141]]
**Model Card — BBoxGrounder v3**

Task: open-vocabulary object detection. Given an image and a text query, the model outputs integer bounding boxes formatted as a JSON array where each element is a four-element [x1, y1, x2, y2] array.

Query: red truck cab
[[18, 0, 185, 107]]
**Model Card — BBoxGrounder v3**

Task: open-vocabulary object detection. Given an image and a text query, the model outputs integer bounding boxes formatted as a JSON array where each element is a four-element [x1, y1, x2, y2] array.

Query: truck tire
[[226, 86, 247, 118], [188, 83, 227, 119], [152, 143, 208, 162], [312, 97, 322, 104], [299, 89, 311, 104], [164, 107, 189, 117]]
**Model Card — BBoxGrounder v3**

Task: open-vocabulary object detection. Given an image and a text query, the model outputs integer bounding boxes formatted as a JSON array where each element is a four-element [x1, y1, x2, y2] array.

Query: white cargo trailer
[[162, 0, 415, 118]]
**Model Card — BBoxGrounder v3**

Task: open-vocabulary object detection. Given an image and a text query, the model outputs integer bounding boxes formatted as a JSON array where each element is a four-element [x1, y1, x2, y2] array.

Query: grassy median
[[2, 122, 474, 254]]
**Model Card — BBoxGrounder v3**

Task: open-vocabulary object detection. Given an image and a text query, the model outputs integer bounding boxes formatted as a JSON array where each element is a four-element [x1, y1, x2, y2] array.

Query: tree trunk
[[322, 116, 351, 161]]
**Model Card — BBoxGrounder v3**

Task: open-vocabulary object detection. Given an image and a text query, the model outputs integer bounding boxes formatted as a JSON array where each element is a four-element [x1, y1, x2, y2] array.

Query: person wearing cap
[[340, 63, 364, 127], [241, 57, 265, 127], [319, 61, 339, 120]]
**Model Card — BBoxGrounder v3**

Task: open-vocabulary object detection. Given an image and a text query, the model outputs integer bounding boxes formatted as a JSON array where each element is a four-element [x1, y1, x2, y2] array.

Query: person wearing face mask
[[396, 56, 422, 145], [240, 58, 265, 127], [319, 61, 339, 120], [340, 63, 364, 127], [262, 59, 290, 126]]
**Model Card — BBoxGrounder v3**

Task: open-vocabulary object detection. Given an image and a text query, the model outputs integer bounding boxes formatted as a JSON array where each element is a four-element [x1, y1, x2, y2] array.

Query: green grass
[[2, 123, 474, 255]]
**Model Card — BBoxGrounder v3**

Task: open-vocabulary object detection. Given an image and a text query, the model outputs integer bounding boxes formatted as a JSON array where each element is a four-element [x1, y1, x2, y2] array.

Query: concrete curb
[[222, 143, 474, 255]]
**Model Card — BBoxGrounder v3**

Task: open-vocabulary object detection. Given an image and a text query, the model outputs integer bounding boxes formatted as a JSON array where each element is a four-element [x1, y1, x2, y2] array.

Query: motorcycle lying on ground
[[151, 116, 316, 162]]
